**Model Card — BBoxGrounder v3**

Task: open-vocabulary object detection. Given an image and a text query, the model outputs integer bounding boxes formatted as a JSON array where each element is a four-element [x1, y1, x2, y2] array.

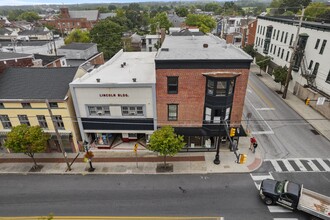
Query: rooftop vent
[[96, 78, 100, 83], [121, 63, 124, 68], [123, 62, 126, 66], [161, 48, 169, 52], [132, 78, 137, 82], [203, 43, 208, 48]]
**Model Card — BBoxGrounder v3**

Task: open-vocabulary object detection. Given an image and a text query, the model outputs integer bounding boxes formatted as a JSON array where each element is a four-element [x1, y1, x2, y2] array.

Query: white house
[[145, 34, 160, 52], [69, 50, 157, 148]]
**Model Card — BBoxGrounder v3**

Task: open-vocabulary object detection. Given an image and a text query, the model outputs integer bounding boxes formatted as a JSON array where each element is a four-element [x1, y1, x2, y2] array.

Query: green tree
[[279, 0, 311, 14], [304, 2, 330, 22], [90, 19, 124, 60], [5, 125, 49, 169], [270, 0, 283, 8], [148, 126, 185, 168], [205, 3, 221, 12], [222, 2, 245, 16], [150, 12, 172, 34], [97, 6, 109, 13], [256, 54, 271, 72], [108, 5, 117, 11], [7, 9, 25, 21], [273, 66, 289, 92], [18, 11, 41, 22], [175, 7, 189, 17], [185, 14, 216, 33], [64, 29, 90, 44], [243, 44, 256, 58]]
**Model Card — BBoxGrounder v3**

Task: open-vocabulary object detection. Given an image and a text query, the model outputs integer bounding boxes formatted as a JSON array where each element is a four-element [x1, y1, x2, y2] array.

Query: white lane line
[[270, 160, 282, 172], [282, 159, 295, 172], [293, 159, 307, 172], [251, 131, 275, 135], [273, 218, 298, 220], [250, 175, 273, 181], [255, 108, 276, 111], [307, 159, 319, 171], [268, 206, 292, 213], [316, 158, 330, 171]]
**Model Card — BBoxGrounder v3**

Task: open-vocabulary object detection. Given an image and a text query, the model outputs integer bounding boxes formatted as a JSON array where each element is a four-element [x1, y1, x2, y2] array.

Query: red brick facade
[[0, 57, 34, 73], [156, 68, 250, 128], [247, 20, 257, 46]]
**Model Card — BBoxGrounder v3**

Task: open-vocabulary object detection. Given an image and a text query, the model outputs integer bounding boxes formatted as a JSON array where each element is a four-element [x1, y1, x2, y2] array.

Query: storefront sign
[[99, 94, 129, 97]]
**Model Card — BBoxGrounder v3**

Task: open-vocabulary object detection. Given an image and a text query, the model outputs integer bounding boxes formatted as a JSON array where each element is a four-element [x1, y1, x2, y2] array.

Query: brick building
[[246, 19, 257, 46], [0, 52, 34, 73], [155, 34, 252, 152]]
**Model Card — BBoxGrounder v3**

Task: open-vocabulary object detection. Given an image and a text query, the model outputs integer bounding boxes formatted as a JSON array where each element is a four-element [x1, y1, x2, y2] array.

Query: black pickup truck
[[259, 179, 330, 220]]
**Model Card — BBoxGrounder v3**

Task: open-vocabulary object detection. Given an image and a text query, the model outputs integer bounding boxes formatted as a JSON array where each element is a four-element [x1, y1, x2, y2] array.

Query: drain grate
[[311, 129, 320, 135]]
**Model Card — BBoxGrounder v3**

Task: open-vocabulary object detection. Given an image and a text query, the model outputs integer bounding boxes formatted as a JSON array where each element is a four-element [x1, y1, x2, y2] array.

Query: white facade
[[145, 35, 160, 52], [255, 17, 330, 95], [70, 50, 157, 145]]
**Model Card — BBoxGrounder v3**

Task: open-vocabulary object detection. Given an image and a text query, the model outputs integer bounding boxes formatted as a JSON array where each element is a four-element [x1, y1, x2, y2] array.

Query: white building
[[254, 16, 330, 96], [70, 50, 157, 148], [145, 34, 160, 52]]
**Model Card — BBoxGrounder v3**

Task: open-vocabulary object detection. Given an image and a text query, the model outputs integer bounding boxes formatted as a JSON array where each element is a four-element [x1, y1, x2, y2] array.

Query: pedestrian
[[250, 137, 257, 151], [252, 142, 258, 153]]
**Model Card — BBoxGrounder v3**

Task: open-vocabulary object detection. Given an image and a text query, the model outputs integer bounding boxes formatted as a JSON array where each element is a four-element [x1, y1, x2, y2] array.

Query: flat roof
[[72, 50, 156, 85], [155, 34, 252, 61]]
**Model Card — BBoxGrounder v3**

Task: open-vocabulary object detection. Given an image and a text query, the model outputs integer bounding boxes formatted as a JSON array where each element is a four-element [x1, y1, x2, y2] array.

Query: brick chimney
[[60, 8, 70, 18]]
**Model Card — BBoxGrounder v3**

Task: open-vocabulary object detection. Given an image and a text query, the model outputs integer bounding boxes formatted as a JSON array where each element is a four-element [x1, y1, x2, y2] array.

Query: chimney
[[121, 64, 124, 68], [60, 8, 70, 18], [203, 43, 208, 48], [96, 78, 100, 83]]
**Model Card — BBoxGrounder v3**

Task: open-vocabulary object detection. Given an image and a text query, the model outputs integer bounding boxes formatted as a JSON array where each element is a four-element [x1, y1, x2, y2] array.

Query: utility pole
[[52, 31, 57, 56], [46, 99, 71, 171], [282, 7, 305, 99]]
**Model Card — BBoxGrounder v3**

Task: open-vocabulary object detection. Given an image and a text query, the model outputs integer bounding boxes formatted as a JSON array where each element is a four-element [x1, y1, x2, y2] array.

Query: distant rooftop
[[0, 51, 32, 60], [69, 10, 98, 21], [72, 50, 156, 85], [33, 54, 64, 66], [59, 42, 96, 50], [156, 34, 252, 61]]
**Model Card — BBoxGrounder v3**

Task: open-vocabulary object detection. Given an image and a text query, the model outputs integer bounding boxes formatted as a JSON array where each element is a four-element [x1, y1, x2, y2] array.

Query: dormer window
[[22, 103, 31, 108]]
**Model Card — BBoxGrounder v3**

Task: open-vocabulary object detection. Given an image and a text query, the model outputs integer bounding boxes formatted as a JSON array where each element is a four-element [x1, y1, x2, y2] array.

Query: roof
[[72, 50, 156, 85], [59, 42, 96, 50], [0, 67, 79, 100], [155, 34, 252, 61], [0, 28, 12, 35], [19, 27, 50, 36], [33, 54, 64, 66], [99, 12, 116, 20], [171, 29, 204, 36], [0, 51, 33, 60], [0, 40, 49, 47], [69, 10, 98, 21]]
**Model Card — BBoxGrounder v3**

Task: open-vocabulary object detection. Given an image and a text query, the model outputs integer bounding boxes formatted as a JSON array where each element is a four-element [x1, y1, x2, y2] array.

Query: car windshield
[[275, 181, 285, 194]]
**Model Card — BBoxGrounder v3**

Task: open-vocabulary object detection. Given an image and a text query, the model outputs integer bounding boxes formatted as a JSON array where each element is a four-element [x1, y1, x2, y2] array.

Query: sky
[[1, 0, 210, 6]]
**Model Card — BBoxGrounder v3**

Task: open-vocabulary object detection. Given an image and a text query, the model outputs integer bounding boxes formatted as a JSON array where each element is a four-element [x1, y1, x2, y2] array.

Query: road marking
[[250, 175, 273, 181], [293, 159, 307, 172], [251, 131, 275, 135], [316, 158, 330, 171], [0, 217, 223, 220], [273, 218, 298, 220], [255, 108, 275, 111], [281, 159, 295, 172], [270, 160, 282, 172], [307, 160, 319, 171], [267, 206, 292, 213], [248, 81, 274, 108]]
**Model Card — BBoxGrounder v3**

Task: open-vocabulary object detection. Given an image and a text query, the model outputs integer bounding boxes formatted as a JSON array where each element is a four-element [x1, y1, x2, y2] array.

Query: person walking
[[250, 137, 257, 153]]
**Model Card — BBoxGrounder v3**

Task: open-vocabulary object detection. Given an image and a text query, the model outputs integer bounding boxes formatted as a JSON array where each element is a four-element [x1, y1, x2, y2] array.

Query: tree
[[304, 3, 330, 22], [256, 54, 271, 72], [273, 66, 289, 92], [243, 44, 256, 58], [175, 7, 189, 17], [148, 126, 185, 168], [278, 0, 311, 14], [108, 5, 117, 11], [5, 125, 49, 169], [185, 14, 216, 33], [97, 6, 109, 13], [64, 29, 90, 44], [18, 11, 41, 22], [150, 12, 172, 34], [90, 19, 124, 60], [204, 3, 221, 12]]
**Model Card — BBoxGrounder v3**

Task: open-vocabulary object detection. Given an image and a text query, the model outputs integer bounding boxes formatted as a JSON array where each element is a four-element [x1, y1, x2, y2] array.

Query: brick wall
[[156, 68, 250, 128], [247, 20, 257, 46], [0, 58, 34, 73]]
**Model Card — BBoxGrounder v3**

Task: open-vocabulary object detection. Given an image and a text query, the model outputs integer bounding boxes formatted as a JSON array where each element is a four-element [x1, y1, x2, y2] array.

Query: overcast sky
[[1, 0, 210, 6]]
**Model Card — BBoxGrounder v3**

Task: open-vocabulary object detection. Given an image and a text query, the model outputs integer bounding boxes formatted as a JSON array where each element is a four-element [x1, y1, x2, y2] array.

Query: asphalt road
[[244, 69, 330, 159], [0, 174, 274, 219]]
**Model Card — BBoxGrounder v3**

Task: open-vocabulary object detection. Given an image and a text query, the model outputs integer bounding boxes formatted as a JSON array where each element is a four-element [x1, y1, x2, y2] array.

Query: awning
[[203, 72, 241, 78]]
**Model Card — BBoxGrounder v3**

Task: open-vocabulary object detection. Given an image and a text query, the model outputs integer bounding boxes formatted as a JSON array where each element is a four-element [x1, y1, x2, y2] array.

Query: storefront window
[[216, 81, 226, 96], [183, 136, 215, 149]]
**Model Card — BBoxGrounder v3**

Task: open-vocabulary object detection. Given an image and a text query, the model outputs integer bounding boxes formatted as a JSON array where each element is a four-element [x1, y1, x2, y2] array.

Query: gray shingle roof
[[0, 67, 78, 100], [0, 51, 33, 60], [69, 10, 98, 21], [59, 42, 96, 50], [33, 54, 65, 66]]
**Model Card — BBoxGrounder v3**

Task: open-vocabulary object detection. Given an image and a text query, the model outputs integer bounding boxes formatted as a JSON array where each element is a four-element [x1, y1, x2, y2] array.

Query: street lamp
[[84, 140, 95, 172]]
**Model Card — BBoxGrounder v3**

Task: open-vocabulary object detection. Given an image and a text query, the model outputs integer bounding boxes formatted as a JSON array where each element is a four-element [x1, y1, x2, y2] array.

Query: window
[[204, 107, 211, 122], [37, 115, 48, 129], [261, 39, 263, 47], [216, 81, 227, 96], [0, 103, 4, 109], [214, 109, 222, 123], [272, 29, 276, 39], [21, 103, 31, 108], [273, 45, 277, 55], [277, 47, 281, 57], [18, 115, 30, 126], [312, 62, 319, 76], [207, 79, 214, 95], [256, 37, 258, 45], [148, 39, 152, 44], [319, 40, 327, 55], [270, 44, 273, 53], [257, 25, 260, 34], [276, 30, 279, 40], [88, 105, 110, 116], [49, 102, 58, 108], [284, 32, 288, 44], [280, 31, 284, 42], [167, 76, 178, 94], [290, 34, 294, 46], [286, 51, 290, 61], [262, 26, 265, 35], [308, 60, 314, 70], [281, 49, 284, 59], [228, 79, 234, 95], [0, 115, 12, 129], [54, 115, 65, 130], [168, 104, 178, 121], [315, 39, 320, 49], [122, 106, 144, 116], [326, 70, 330, 83]]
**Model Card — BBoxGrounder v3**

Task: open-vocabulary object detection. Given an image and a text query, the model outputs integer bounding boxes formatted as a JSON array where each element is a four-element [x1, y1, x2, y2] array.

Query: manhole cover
[[311, 129, 320, 135]]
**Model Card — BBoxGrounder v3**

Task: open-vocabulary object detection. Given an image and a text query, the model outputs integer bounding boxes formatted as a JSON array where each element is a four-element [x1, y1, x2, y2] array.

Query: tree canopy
[[175, 7, 189, 17], [148, 126, 185, 167], [304, 2, 330, 22], [5, 125, 49, 168], [273, 66, 289, 91], [185, 14, 216, 33], [17, 11, 40, 22], [90, 19, 124, 60], [150, 12, 172, 34], [64, 29, 90, 44]]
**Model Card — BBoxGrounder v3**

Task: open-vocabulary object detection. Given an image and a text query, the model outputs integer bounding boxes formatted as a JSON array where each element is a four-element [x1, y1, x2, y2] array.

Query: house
[[70, 50, 157, 148], [0, 51, 34, 73], [122, 32, 142, 52], [245, 19, 257, 46], [0, 67, 87, 153], [167, 11, 185, 28], [254, 16, 330, 118], [145, 34, 161, 52], [18, 27, 52, 41], [33, 54, 67, 67], [155, 34, 253, 151]]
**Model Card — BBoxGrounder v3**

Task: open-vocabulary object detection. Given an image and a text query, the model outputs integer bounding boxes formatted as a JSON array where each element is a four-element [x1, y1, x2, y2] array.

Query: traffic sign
[[316, 97, 326, 105]]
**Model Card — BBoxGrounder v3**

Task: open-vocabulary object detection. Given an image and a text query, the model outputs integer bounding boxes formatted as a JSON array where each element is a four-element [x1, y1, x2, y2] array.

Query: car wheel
[[264, 197, 273, 205]]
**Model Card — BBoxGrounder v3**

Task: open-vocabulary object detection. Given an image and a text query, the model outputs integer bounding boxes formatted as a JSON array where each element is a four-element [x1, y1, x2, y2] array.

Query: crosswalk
[[265, 158, 330, 172]]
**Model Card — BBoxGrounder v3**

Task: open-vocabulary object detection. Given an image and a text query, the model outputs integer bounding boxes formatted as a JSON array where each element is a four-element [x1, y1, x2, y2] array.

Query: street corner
[[246, 151, 263, 172]]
